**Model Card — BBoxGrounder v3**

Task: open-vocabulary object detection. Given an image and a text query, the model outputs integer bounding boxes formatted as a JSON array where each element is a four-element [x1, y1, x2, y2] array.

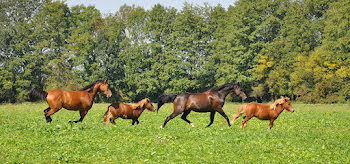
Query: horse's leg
[[269, 119, 275, 129], [181, 110, 194, 128], [206, 112, 216, 127], [132, 119, 136, 125], [216, 108, 231, 127], [111, 116, 117, 125], [241, 116, 251, 128], [136, 119, 139, 124], [43, 107, 52, 122], [45, 108, 61, 123], [231, 104, 247, 124], [161, 112, 181, 128], [70, 110, 88, 123]]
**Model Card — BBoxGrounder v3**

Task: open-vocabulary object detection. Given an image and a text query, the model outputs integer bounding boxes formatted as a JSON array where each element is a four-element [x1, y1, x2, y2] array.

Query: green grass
[[0, 102, 349, 163]]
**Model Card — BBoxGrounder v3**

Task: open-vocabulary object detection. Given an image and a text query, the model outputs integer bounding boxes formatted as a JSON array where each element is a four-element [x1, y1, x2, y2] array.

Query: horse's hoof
[[190, 123, 195, 128], [160, 125, 164, 129]]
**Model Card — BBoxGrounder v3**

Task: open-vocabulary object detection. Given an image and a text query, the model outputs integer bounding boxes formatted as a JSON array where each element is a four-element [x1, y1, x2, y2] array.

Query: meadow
[[0, 102, 349, 163]]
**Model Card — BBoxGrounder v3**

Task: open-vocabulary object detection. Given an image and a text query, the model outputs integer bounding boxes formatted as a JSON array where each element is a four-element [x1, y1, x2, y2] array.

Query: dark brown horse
[[29, 80, 112, 123], [103, 98, 155, 126], [231, 96, 294, 129], [160, 83, 247, 128]]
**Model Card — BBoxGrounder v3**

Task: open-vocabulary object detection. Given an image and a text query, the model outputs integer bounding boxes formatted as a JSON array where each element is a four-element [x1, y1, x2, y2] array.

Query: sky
[[65, 0, 237, 15]]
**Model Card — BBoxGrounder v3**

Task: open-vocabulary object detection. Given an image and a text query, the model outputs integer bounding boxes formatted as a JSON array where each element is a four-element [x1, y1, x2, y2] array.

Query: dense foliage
[[1, 0, 349, 103]]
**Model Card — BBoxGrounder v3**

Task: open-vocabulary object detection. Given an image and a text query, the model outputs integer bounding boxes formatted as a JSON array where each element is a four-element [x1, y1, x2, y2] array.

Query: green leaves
[[1, 0, 349, 103]]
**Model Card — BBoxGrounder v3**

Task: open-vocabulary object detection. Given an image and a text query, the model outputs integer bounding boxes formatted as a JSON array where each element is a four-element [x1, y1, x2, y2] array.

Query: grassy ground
[[0, 102, 349, 163]]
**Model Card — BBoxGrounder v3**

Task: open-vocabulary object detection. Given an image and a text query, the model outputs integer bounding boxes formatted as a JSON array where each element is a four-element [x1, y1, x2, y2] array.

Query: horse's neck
[[88, 84, 101, 100], [217, 89, 231, 100], [273, 105, 285, 115]]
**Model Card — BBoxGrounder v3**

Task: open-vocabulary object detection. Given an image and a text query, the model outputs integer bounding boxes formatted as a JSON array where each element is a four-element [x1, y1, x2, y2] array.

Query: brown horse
[[160, 83, 247, 128], [103, 98, 155, 126], [231, 96, 295, 129], [29, 80, 112, 123]]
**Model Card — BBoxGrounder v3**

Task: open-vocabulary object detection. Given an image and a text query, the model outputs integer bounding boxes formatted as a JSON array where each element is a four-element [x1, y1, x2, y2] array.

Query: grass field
[[0, 102, 349, 163]]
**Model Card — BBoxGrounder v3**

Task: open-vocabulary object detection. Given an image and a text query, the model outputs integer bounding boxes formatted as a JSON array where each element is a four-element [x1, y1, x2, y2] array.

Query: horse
[[103, 98, 155, 126], [231, 96, 295, 129], [157, 93, 178, 112], [160, 83, 247, 128], [29, 79, 112, 123]]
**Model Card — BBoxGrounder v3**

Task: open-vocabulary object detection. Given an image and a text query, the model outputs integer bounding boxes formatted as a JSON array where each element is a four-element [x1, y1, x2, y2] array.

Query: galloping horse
[[157, 93, 178, 112], [160, 83, 247, 128], [29, 80, 112, 123], [103, 98, 155, 126], [231, 96, 294, 129]]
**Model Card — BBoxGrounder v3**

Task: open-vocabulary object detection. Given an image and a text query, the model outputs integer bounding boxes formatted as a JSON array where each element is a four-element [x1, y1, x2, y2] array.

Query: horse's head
[[99, 79, 112, 98], [233, 83, 247, 101], [139, 98, 156, 112], [272, 96, 294, 113]]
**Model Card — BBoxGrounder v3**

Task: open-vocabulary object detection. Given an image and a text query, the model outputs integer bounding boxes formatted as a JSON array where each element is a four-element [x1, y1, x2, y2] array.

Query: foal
[[104, 98, 155, 126], [231, 96, 294, 129]]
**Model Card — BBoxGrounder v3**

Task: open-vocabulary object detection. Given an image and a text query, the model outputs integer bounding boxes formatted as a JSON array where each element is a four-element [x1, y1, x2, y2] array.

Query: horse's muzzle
[[106, 93, 112, 98], [290, 108, 295, 113]]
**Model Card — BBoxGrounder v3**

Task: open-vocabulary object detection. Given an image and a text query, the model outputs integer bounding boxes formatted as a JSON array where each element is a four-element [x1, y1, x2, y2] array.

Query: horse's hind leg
[[181, 110, 194, 128], [45, 108, 61, 123], [231, 104, 246, 124], [43, 107, 52, 122], [216, 108, 231, 127], [241, 116, 251, 128], [132, 119, 140, 125], [161, 112, 181, 128], [110, 116, 117, 125], [269, 119, 275, 129], [206, 112, 216, 127]]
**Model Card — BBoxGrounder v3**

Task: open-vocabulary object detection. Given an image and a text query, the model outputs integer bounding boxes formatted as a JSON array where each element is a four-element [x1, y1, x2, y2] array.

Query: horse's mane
[[209, 83, 236, 92], [270, 96, 290, 110], [79, 80, 104, 93], [131, 98, 150, 110]]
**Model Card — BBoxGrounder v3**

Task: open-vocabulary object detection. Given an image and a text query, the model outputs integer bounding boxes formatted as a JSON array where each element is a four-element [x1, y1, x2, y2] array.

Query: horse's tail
[[156, 93, 177, 113], [29, 88, 48, 102], [231, 104, 247, 124], [104, 105, 113, 126]]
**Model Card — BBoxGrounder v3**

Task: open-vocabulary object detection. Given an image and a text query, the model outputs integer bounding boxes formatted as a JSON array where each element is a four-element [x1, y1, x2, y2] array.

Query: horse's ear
[[104, 79, 108, 84], [285, 97, 290, 102]]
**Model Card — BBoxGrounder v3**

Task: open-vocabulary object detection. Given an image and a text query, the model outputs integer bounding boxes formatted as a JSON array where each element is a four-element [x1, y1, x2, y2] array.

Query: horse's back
[[244, 102, 271, 119]]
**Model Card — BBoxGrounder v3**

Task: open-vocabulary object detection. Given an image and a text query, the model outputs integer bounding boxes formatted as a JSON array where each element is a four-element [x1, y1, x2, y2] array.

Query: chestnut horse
[[160, 83, 247, 128], [29, 80, 112, 123], [103, 98, 155, 126], [231, 96, 294, 129]]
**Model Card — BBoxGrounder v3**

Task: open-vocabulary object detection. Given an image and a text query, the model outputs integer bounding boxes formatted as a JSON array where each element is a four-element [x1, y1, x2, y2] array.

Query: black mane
[[209, 83, 237, 92], [79, 80, 104, 93]]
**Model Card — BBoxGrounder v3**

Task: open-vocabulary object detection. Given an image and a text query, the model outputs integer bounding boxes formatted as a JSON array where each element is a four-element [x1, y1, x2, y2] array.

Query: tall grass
[[0, 103, 349, 163]]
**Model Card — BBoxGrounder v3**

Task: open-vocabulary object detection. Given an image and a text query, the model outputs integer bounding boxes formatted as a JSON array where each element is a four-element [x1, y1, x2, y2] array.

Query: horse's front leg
[[70, 110, 88, 123], [216, 108, 231, 127], [269, 119, 275, 129]]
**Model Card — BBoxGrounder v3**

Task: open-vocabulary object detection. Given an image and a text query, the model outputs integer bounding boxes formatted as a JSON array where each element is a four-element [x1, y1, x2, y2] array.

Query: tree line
[[1, 0, 349, 103]]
